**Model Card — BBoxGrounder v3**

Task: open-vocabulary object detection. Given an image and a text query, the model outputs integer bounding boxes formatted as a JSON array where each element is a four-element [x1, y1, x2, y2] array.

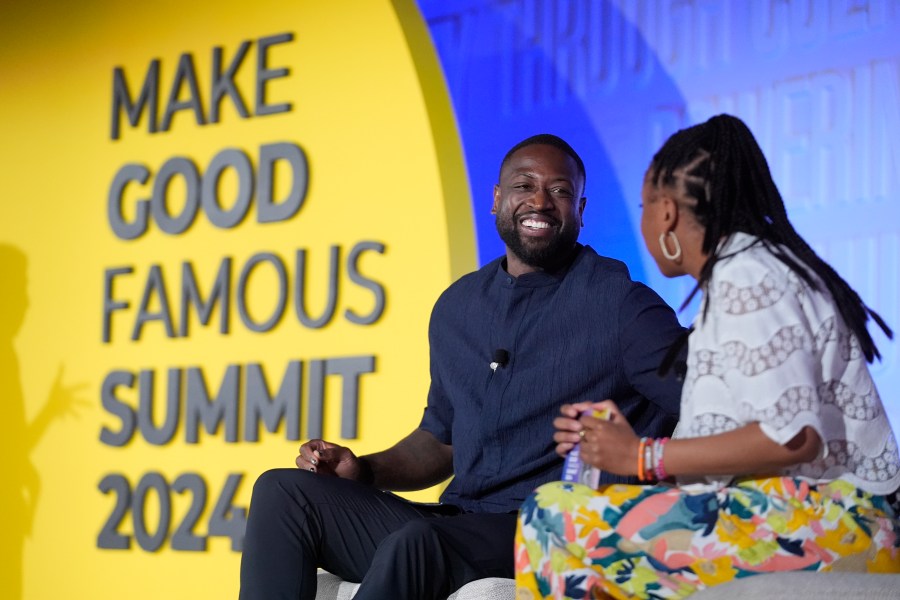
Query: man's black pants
[[238, 469, 518, 600]]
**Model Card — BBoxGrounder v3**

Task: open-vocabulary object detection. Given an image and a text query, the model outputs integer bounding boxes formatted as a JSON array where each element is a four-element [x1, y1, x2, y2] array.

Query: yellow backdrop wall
[[0, 1, 475, 597]]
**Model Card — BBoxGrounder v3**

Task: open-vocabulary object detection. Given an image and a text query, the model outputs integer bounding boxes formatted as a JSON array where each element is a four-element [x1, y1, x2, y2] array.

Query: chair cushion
[[690, 572, 900, 599], [317, 570, 900, 599], [314, 572, 516, 600], [315, 571, 359, 600], [448, 577, 515, 600]]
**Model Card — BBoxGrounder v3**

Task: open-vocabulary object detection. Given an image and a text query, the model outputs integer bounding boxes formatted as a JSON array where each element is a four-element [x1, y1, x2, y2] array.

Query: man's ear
[[491, 184, 501, 215], [578, 196, 587, 227]]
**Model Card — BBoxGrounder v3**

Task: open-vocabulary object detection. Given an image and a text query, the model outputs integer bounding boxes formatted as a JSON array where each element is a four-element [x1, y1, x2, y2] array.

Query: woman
[[514, 114, 900, 599]]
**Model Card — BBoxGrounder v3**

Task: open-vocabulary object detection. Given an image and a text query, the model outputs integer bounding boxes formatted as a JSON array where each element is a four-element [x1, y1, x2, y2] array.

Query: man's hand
[[296, 439, 366, 481], [295, 429, 453, 491]]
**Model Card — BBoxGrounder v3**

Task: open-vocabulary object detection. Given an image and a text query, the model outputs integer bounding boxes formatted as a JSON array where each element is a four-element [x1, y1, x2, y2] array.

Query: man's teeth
[[522, 219, 550, 229]]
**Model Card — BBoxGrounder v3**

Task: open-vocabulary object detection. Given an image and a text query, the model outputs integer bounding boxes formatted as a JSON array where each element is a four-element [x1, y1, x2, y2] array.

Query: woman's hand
[[553, 401, 597, 457], [553, 400, 641, 477]]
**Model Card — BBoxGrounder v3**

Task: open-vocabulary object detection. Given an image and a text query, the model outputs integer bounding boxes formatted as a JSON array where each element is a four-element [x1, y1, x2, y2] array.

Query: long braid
[[649, 114, 892, 363]]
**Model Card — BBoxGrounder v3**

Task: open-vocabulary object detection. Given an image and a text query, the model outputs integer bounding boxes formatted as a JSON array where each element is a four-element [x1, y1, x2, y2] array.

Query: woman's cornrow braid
[[648, 114, 892, 362]]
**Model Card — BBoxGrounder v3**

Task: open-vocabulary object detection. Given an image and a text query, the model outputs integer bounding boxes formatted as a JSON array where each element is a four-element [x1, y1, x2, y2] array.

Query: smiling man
[[493, 135, 587, 275], [239, 134, 685, 600]]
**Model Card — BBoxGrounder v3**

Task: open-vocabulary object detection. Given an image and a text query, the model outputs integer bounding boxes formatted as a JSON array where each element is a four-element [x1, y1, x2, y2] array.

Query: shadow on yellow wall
[[0, 244, 88, 599]]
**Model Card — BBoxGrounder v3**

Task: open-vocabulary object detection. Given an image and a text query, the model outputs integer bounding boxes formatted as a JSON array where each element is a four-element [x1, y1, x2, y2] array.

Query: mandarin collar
[[494, 244, 584, 288]]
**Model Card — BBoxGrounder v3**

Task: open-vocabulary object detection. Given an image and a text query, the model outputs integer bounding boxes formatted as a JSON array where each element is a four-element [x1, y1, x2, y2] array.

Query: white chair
[[691, 572, 900, 599], [315, 570, 900, 599], [314, 571, 515, 600]]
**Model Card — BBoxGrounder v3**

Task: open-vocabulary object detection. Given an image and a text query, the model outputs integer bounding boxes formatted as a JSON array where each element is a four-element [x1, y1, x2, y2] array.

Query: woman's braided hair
[[648, 114, 892, 363]]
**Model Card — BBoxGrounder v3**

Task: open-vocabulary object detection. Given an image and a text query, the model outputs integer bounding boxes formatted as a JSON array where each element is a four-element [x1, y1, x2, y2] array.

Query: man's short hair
[[499, 134, 586, 194]]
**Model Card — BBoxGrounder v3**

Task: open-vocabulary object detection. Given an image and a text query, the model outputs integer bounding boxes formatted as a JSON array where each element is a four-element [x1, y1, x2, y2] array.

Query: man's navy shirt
[[419, 244, 684, 513]]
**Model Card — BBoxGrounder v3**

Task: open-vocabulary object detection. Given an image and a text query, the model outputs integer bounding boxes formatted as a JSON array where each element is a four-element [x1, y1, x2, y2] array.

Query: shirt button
[[506, 277, 512, 284]]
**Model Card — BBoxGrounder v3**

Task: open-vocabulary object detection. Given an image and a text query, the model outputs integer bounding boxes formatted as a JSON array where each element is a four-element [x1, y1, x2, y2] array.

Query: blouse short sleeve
[[675, 234, 900, 495]]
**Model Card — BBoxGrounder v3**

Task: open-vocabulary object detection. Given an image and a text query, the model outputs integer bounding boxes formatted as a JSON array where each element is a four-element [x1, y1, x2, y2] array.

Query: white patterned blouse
[[674, 232, 900, 496]]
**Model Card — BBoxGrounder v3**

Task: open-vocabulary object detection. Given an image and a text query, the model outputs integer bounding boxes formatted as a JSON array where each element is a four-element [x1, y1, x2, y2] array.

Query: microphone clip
[[490, 349, 510, 372]]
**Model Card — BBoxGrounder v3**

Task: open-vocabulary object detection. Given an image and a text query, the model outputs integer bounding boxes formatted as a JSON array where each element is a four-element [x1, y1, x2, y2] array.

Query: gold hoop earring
[[659, 231, 682, 261]]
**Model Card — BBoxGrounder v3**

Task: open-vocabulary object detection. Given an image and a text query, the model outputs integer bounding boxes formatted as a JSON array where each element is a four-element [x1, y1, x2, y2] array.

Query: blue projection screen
[[419, 0, 900, 432]]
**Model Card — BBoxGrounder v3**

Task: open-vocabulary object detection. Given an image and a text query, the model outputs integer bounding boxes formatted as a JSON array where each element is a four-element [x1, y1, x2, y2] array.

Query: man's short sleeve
[[417, 304, 454, 444], [418, 378, 453, 444], [618, 282, 685, 419]]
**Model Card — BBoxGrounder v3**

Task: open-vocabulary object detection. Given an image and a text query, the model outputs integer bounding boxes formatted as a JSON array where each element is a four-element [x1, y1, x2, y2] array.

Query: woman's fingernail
[[311, 458, 318, 465], [309, 467, 316, 472]]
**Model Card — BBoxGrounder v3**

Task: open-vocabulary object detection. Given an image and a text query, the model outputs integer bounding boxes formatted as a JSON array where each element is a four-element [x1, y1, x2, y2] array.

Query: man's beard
[[495, 212, 579, 270]]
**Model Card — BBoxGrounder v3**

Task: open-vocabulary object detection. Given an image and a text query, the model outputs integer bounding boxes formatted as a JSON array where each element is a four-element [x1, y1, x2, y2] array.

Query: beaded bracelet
[[637, 437, 648, 482], [654, 437, 670, 480], [643, 440, 654, 482]]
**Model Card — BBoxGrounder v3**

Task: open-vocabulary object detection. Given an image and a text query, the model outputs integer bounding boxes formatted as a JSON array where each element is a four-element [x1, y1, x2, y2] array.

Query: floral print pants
[[515, 478, 900, 599]]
